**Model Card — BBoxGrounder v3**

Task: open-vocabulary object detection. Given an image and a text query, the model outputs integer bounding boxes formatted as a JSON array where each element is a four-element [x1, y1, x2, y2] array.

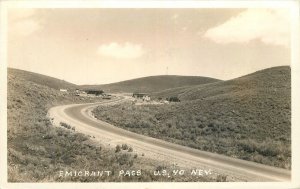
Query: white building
[[59, 89, 68, 92], [142, 95, 151, 102]]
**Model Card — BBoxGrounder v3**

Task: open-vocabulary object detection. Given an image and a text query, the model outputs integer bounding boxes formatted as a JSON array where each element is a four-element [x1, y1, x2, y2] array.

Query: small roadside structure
[[163, 100, 169, 104], [79, 91, 87, 97], [133, 92, 151, 103], [75, 90, 87, 96], [59, 89, 68, 92], [143, 95, 151, 102], [132, 93, 147, 98]]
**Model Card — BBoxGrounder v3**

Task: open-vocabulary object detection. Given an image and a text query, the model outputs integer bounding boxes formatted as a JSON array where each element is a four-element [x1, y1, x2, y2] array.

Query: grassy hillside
[[150, 85, 193, 100], [179, 66, 291, 101], [7, 68, 217, 182], [93, 66, 291, 169], [81, 75, 220, 93], [9, 68, 77, 90], [151, 66, 290, 101]]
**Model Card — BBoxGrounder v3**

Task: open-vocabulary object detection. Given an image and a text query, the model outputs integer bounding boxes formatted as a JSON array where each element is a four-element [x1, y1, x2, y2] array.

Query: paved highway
[[48, 96, 291, 182]]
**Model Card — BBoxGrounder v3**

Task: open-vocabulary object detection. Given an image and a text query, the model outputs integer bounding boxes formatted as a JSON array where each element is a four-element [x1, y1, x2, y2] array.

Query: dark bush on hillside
[[121, 144, 129, 150], [115, 145, 121, 153], [216, 174, 227, 182], [128, 147, 133, 152], [167, 96, 180, 102], [60, 122, 71, 129]]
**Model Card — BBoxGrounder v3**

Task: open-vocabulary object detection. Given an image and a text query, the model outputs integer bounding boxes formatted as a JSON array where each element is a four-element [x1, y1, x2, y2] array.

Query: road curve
[[48, 97, 291, 182]]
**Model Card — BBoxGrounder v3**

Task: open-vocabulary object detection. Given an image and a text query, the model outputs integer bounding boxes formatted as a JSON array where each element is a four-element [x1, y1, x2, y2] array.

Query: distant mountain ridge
[[81, 75, 221, 93]]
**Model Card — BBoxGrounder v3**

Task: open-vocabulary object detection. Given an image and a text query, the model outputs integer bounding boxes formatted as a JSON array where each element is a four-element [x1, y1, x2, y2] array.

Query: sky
[[8, 8, 291, 85]]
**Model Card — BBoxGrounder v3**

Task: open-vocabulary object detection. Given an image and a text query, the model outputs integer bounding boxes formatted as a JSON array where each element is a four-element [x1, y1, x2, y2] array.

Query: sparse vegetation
[[8, 66, 290, 182], [9, 68, 77, 90], [92, 66, 291, 169], [7, 68, 218, 182], [216, 174, 228, 182], [128, 147, 133, 152], [121, 144, 129, 150], [115, 145, 121, 153], [60, 122, 72, 129]]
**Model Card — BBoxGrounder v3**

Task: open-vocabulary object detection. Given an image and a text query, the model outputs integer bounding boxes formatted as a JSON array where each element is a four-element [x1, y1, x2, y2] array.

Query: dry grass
[[93, 66, 291, 169], [7, 68, 218, 182]]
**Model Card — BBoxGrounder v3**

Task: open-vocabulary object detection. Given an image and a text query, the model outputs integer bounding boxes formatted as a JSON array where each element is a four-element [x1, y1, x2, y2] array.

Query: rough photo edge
[[1, 0, 300, 189]]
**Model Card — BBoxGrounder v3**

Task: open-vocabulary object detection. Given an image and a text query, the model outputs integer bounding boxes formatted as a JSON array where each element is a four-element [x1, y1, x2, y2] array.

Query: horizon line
[[7, 65, 290, 86]]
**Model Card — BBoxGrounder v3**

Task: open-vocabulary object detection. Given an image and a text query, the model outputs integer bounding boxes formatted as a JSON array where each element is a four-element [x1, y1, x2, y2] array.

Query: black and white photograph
[[0, 0, 300, 188]]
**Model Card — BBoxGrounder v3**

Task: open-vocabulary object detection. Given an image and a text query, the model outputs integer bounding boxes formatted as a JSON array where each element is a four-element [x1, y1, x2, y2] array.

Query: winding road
[[48, 96, 291, 182]]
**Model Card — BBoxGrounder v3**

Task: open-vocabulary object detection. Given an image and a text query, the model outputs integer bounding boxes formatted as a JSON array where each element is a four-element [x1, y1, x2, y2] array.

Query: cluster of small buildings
[[132, 92, 151, 102], [132, 92, 172, 105], [59, 88, 108, 98], [132, 92, 180, 105], [59, 89, 178, 103]]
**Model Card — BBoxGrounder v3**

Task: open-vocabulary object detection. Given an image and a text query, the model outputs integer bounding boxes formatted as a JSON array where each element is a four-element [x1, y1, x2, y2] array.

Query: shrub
[[74, 133, 89, 142], [252, 154, 263, 163], [238, 139, 257, 153], [115, 145, 121, 153], [121, 144, 129, 150], [60, 122, 71, 129], [117, 153, 131, 165], [216, 174, 227, 182], [167, 96, 180, 102], [156, 165, 167, 171]]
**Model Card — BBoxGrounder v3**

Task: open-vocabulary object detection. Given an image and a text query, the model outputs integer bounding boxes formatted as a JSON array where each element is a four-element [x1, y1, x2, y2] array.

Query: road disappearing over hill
[[48, 96, 291, 182]]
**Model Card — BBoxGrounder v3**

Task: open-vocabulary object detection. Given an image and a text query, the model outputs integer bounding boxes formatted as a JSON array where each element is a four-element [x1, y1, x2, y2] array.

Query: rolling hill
[[152, 66, 290, 101], [7, 68, 217, 182], [179, 66, 290, 101], [7, 69, 135, 181], [8, 68, 77, 90], [92, 66, 291, 169], [9, 68, 221, 94], [81, 75, 220, 93]]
